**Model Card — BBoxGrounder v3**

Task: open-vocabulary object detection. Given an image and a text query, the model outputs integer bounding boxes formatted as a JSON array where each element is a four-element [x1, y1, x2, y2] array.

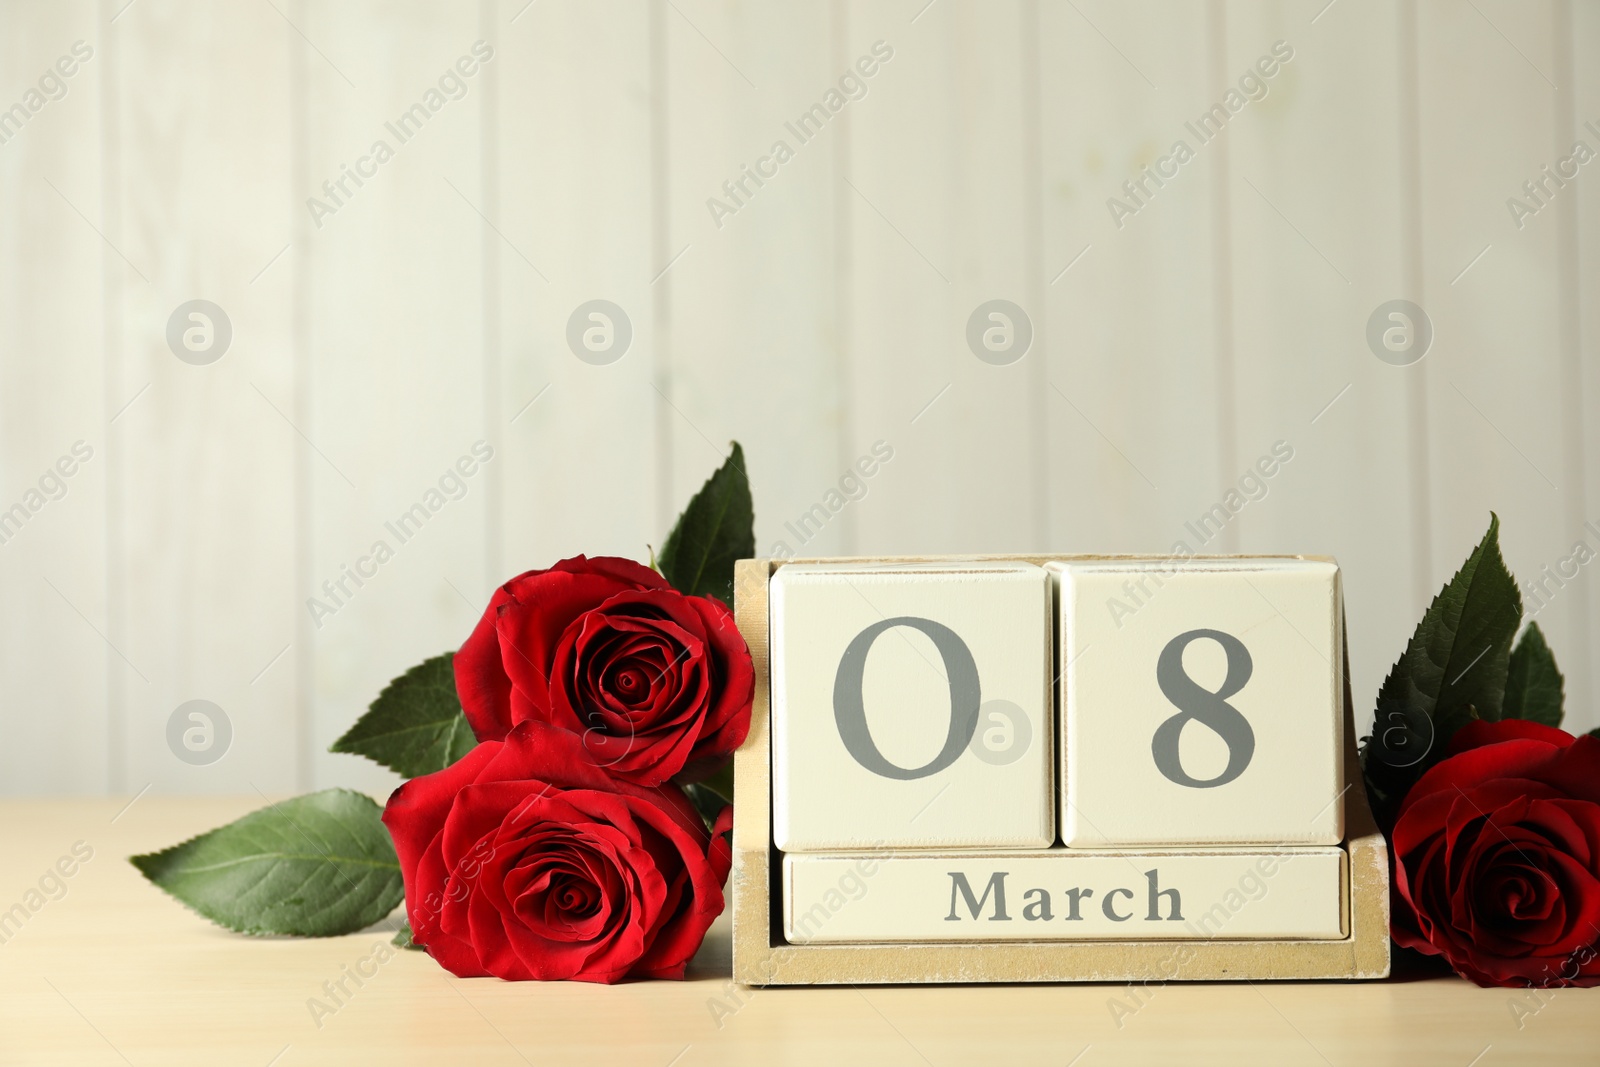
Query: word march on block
[[767, 556, 1349, 947]]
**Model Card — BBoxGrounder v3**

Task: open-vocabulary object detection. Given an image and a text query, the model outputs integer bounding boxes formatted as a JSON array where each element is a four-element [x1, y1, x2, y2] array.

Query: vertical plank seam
[[99, 0, 125, 793], [831, 0, 856, 555], [1206, 0, 1238, 553], [482, 0, 502, 589], [649, 0, 674, 537], [289, 0, 313, 792], [1396, 0, 1432, 611], [1021, 0, 1047, 551], [1551, 0, 1592, 726]]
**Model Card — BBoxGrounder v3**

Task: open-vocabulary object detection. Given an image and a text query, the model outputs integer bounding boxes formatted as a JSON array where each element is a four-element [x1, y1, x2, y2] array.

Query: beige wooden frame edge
[[731, 555, 1391, 985]]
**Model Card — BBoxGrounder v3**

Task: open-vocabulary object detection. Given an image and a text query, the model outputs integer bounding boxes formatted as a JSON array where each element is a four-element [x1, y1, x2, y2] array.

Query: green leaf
[[688, 764, 732, 806], [1503, 622, 1564, 727], [393, 921, 422, 950], [657, 441, 755, 605], [330, 653, 476, 778], [697, 760, 734, 804], [130, 789, 404, 937], [1362, 514, 1522, 829], [1382, 514, 1522, 727], [1588, 727, 1600, 741], [681, 782, 731, 833]]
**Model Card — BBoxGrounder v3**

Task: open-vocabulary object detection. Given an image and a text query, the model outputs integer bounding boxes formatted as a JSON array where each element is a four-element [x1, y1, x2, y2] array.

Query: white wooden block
[[1052, 558, 1344, 847], [771, 562, 1052, 851], [784, 848, 1347, 942]]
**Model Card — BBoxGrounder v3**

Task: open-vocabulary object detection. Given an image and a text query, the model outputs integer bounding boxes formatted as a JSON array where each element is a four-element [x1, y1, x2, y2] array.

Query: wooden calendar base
[[730, 556, 1391, 985]]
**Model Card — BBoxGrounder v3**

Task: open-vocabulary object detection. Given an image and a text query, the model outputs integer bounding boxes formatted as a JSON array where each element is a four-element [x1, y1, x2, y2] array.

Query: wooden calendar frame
[[730, 555, 1391, 985]]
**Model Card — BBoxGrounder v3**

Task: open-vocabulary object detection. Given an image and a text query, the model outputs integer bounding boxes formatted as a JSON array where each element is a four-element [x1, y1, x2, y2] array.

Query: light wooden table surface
[[2, 798, 1596, 1066]]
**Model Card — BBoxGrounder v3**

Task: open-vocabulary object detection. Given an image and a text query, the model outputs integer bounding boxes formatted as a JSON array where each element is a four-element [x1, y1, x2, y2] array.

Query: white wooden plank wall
[[0, 0, 1594, 795]]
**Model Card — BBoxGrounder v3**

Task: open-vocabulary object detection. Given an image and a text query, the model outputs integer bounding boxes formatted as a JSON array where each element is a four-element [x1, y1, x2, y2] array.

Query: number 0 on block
[[770, 562, 1054, 851]]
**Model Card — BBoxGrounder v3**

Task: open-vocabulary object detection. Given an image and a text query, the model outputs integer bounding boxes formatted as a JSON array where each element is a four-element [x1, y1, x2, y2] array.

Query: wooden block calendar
[[731, 555, 1391, 985]]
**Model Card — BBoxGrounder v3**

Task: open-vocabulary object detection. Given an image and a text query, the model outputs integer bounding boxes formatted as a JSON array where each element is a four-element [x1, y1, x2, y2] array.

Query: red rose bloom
[[454, 555, 753, 786], [382, 721, 731, 983], [1391, 718, 1600, 987]]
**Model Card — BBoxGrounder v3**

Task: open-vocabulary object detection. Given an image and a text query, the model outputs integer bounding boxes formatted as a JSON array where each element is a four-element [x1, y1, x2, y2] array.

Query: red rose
[[454, 555, 753, 786], [1391, 718, 1600, 987], [382, 721, 731, 983]]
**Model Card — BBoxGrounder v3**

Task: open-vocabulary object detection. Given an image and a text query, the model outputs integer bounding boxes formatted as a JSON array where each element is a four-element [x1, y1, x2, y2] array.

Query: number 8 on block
[[1051, 558, 1344, 847], [771, 563, 1054, 851]]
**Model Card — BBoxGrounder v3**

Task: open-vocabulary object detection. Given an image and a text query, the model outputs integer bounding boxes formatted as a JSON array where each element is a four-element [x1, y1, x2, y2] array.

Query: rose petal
[[1400, 739, 1568, 814], [380, 716, 726, 983], [455, 588, 517, 740], [1447, 719, 1576, 757]]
